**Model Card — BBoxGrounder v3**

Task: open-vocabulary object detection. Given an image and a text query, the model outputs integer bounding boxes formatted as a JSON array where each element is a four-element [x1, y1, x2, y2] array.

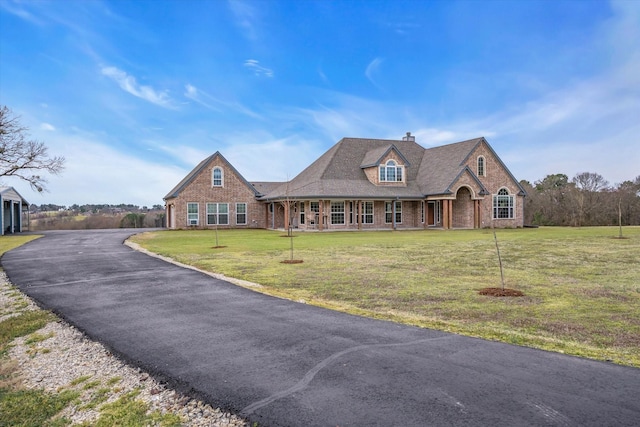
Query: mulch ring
[[211, 246, 227, 249], [478, 287, 525, 297], [281, 259, 304, 264]]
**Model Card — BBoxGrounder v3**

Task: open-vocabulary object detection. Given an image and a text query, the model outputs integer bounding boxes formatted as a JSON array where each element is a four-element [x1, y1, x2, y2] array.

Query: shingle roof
[[250, 182, 283, 196], [167, 136, 525, 202], [259, 137, 427, 200], [258, 135, 526, 201], [416, 137, 484, 195]]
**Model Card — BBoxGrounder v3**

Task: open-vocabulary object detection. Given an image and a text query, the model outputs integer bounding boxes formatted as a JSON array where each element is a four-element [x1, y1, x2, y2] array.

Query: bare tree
[[571, 172, 609, 226], [0, 106, 65, 192]]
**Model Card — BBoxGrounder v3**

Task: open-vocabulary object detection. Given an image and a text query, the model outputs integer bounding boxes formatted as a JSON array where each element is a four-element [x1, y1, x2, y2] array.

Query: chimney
[[402, 132, 415, 142]]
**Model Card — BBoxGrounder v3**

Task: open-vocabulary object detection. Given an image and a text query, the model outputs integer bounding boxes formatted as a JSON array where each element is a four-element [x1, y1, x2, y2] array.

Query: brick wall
[[165, 157, 266, 229], [464, 142, 525, 228]]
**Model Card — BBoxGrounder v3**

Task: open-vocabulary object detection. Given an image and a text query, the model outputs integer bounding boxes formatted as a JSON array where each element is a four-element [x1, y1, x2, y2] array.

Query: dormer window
[[212, 167, 223, 187], [379, 160, 404, 182]]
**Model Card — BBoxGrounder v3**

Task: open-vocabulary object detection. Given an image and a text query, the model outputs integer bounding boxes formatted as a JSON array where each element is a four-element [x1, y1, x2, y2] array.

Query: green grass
[[0, 311, 55, 356], [0, 234, 41, 260], [131, 226, 640, 367], [0, 388, 79, 427], [80, 389, 182, 427]]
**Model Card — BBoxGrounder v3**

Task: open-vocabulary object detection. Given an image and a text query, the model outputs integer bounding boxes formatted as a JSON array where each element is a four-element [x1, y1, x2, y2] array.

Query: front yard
[[131, 226, 640, 367]]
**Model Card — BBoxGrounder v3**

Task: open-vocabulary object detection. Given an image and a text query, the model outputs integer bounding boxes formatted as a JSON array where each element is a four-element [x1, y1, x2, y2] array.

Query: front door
[[427, 202, 435, 226]]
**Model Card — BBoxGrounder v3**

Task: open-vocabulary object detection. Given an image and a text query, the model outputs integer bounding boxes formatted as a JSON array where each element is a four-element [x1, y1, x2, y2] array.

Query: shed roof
[[0, 186, 29, 205]]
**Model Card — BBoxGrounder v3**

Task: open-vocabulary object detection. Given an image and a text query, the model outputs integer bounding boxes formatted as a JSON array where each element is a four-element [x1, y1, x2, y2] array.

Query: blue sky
[[1, 0, 638, 207]]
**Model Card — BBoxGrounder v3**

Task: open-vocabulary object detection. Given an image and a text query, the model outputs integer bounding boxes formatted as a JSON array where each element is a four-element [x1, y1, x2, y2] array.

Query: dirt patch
[[281, 259, 304, 264], [211, 246, 227, 249], [479, 287, 525, 297]]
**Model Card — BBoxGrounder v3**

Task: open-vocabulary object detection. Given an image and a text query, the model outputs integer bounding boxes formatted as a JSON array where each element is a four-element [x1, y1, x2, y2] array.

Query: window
[[309, 202, 320, 224], [361, 201, 373, 224], [236, 203, 247, 225], [207, 203, 229, 225], [330, 201, 345, 224], [421, 201, 424, 223], [299, 202, 305, 225], [493, 188, 514, 219], [379, 160, 404, 182], [212, 167, 223, 187], [385, 201, 402, 224], [477, 156, 485, 177], [386, 161, 397, 181], [187, 203, 199, 226]]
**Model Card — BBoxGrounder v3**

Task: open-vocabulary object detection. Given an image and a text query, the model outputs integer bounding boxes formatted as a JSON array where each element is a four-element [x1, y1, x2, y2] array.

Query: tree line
[[29, 203, 164, 214], [520, 172, 640, 226]]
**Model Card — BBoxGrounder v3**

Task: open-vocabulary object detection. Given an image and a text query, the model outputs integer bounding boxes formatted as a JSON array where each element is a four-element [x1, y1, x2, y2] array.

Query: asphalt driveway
[[3, 229, 639, 426]]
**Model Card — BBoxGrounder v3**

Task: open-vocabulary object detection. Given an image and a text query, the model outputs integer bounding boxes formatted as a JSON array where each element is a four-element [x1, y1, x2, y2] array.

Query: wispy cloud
[[228, 0, 259, 41], [184, 84, 220, 111], [244, 59, 274, 78], [101, 66, 174, 108], [0, 0, 44, 25], [40, 122, 56, 131], [384, 21, 421, 36], [184, 83, 262, 119], [365, 57, 384, 90]]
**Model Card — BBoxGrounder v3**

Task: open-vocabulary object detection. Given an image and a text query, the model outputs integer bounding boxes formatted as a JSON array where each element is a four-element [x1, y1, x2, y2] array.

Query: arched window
[[493, 188, 514, 219], [477, 156, 485, 177], [379, 160, 404, 182], [212, 167, 223, 187], [386, 160, 397, 181]]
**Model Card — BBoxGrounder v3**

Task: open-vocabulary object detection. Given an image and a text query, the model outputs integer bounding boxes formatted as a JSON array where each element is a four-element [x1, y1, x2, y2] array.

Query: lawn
[[130, 227, 640, 367]]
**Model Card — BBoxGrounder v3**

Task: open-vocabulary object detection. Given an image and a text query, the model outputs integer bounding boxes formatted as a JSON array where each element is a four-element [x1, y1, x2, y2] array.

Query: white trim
[[493, 187, 515, 219], [236, 202, 247, 225], [187, 202, 199, 226], [212, 167, 224, 187], [477, 155, 486, 177], [330, 201, 345, 225]]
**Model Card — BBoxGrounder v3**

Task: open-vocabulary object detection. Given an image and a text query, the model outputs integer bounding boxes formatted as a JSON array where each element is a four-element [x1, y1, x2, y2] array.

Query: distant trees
[[29, 204, 165, 230], [523, 172, 640, 226], [0, 106, 65, 192]]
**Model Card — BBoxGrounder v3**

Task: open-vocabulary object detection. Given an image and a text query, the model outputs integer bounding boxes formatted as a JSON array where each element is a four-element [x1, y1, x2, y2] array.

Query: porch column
[[319, 200, 324, 231], [442, 200, 449, 229], [357, 201, 361, 230], [392, 200, 397, 230], [448, 199, 453, 229]]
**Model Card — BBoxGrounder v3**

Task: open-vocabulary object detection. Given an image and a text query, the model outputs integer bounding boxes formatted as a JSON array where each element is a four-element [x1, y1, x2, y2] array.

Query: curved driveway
[[3, 229, 639, 426]]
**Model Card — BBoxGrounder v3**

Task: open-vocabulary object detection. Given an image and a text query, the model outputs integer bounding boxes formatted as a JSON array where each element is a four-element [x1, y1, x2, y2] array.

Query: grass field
[[131, 227, 640, 367]]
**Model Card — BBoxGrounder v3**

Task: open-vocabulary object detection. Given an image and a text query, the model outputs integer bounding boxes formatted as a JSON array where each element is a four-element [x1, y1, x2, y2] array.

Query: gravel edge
[[0, 270, 250, 427]]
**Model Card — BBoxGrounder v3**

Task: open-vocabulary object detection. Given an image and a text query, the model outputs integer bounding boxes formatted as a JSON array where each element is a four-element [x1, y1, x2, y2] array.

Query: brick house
[[164, 134, 526, 230]]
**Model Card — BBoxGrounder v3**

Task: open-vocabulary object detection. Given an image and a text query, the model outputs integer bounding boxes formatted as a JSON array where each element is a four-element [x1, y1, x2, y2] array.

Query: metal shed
[[0, 186, 29, 235]]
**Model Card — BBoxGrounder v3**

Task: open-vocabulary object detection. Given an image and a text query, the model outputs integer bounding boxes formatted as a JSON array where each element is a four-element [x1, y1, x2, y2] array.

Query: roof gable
[[0, 186, 29, 204], [446, 166, 490, 195], [360, 144, 411, 168], [164, 152, 260, 200], [465, 138, 528, 196]]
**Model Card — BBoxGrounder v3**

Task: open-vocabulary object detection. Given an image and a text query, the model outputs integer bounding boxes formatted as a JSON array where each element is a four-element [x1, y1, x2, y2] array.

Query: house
[[164, 134, 526, 231], [0, 186, 29, 235]]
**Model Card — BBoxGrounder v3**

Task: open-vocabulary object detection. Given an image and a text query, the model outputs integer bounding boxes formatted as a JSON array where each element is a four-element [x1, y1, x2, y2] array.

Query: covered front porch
[[266, 191, 484, 231]]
